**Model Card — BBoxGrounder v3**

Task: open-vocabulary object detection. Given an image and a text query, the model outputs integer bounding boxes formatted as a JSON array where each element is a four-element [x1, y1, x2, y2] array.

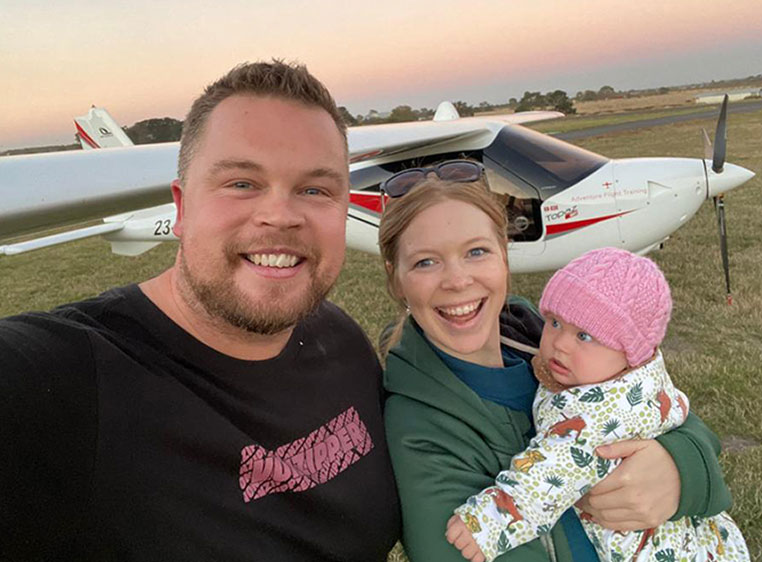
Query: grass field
[[571, 88, 740, 115], [1, 108, 760, 560], [528, 105, 731, 135]]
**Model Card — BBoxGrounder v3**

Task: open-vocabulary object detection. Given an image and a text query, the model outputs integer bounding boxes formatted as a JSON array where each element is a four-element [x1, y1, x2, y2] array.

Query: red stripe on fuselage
[[349, 149, 383, 163], [74, 122, 99, 149], [545, 211, 631, 235], [349, 192, 385, 214]]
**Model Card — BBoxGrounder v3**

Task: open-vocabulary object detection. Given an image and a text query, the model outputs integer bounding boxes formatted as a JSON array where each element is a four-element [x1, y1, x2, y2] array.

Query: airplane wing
[[348, 109, 563, 163], [0, 143, 177, 240], [0, 103, 564, 256]]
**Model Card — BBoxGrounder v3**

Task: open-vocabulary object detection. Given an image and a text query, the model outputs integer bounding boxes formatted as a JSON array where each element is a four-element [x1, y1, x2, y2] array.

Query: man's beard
[[178, 238, 335, 335]]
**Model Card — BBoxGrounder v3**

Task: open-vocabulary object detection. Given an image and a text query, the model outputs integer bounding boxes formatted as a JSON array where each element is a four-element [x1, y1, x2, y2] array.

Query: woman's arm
[[577, 412, 731, 530], [385, 397, 561, 562], [658, 412, 731, 518]]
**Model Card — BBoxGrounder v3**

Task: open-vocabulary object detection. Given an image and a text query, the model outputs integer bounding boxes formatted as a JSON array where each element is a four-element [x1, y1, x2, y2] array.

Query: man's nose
[[254, 190, 304, 229], [441, 262, 473, 291]]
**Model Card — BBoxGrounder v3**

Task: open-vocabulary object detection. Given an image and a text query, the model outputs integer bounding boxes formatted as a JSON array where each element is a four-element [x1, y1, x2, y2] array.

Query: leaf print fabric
[[454, 351, 750, 562]]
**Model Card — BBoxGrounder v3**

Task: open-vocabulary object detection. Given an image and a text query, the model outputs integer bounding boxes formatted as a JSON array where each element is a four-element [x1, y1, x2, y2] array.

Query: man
[[0, 61, 400, 560]]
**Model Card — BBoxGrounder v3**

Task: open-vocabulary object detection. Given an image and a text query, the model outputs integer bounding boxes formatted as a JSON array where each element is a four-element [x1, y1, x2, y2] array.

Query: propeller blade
[[714, 195, 732, 304], [712, 94, 728, 173]]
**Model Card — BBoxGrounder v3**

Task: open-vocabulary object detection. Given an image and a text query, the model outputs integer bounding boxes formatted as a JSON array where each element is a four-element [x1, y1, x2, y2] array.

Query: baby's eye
[[577, 332, 593, 342], [550, 319, 560, 329], [414, 258, 435, 269]]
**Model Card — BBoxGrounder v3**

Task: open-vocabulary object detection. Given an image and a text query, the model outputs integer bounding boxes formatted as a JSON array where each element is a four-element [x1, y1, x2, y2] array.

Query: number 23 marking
[[154, 219, 172, 236]]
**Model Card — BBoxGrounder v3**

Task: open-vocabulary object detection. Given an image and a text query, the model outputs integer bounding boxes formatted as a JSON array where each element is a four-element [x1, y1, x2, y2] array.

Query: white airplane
[[0, 99, 754, 299]]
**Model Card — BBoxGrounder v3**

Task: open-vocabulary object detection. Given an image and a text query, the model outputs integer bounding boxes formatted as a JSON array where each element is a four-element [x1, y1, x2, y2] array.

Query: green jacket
[[384, 297, 731, 562]]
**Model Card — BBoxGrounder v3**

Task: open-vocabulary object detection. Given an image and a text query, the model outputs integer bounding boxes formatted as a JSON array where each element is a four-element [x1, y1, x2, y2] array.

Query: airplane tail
[[433, 101, 460, 121], [74, 106, 134, 149]]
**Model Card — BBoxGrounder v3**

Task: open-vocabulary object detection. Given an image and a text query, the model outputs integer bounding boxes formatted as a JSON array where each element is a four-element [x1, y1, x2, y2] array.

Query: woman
[[378, 163, 732, 562]]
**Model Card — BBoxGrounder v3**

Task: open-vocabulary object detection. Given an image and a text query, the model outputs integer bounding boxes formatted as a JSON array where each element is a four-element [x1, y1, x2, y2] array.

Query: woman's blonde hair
[[377, 176, 510, 356]]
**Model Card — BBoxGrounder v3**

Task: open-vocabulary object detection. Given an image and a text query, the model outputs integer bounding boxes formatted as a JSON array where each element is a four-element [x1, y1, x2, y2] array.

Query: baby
[[447, 247, 749, 562]]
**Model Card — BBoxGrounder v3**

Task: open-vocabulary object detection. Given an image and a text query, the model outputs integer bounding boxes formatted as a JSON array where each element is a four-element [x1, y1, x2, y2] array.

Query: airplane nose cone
[[706, 162, 756, 198]]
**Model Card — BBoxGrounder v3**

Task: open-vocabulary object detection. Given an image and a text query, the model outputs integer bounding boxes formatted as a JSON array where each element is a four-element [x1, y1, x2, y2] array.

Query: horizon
[[5, 74, 760, 154], [3, 0, 762, 150]]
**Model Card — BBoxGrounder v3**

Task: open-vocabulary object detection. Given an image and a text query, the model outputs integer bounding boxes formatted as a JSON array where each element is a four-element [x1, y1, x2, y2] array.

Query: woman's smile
[[436, 297, 486, 325]]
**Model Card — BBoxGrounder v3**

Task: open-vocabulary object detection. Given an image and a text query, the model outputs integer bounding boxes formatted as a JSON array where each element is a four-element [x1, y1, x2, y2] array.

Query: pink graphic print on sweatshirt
[[238, 406, 373, 502]]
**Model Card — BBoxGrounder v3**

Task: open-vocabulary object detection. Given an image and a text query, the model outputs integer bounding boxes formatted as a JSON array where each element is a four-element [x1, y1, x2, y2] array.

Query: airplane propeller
[[703, 94, 732, 304], [712, 95, 728, 174]]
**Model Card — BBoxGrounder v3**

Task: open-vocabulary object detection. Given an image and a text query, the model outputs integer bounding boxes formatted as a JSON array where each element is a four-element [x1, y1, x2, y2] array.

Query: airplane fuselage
[[0, 117, 754, 271]]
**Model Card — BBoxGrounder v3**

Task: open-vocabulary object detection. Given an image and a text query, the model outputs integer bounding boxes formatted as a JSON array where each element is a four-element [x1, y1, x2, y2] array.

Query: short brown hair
[[177, 60, 347, 183], [378, 177, 510, 355]]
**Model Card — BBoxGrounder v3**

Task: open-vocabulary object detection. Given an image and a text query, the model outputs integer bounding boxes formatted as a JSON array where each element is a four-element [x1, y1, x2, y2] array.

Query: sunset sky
[[3, 0, 762, 149]]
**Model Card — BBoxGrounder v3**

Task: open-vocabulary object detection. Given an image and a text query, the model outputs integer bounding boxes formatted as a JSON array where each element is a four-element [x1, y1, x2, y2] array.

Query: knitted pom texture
[[539, 247, 672, 366]]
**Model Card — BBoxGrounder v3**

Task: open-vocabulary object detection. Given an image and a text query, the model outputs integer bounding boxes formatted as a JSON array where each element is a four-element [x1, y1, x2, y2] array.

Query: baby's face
[[539, 316, 628, 386]]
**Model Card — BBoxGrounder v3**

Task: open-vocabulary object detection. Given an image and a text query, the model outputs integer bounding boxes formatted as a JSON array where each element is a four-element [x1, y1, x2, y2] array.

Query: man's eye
[[231, 181, 253, 190], [414, 258, 435, 269], [303, 187, 326, 196], [577, 332, 593, 342]]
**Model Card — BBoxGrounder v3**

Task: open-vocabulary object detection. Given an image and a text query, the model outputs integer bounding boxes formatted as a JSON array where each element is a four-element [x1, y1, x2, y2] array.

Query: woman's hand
[[575, 439, 680, 531]]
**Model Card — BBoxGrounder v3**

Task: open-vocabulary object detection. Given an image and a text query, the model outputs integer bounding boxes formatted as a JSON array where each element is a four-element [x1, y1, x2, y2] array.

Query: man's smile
[[244, 253, 302, 268]]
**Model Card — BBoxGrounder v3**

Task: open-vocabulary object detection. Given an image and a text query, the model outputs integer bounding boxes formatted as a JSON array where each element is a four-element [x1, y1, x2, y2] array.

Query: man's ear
[[170, 179, 184, 237]]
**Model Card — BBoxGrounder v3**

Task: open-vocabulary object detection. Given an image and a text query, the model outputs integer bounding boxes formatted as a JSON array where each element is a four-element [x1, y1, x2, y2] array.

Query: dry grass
[[528, 105, 715, 135], [1, 106, 761, 561], [576, 84, 762, 115], [575, 88, 704, 114], [476, 83, 762, 119]]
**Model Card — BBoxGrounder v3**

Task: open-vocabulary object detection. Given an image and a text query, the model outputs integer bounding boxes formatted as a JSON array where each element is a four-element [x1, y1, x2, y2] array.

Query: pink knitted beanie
[[539, 247, 672, 367]]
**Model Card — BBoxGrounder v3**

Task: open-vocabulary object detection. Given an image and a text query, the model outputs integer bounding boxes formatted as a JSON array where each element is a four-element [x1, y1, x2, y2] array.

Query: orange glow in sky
[[2, 0, 762, 149]]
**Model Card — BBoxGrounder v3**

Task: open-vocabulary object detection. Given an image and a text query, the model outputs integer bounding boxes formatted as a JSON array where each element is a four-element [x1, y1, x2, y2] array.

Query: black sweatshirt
[[0, 285, 400, 561]]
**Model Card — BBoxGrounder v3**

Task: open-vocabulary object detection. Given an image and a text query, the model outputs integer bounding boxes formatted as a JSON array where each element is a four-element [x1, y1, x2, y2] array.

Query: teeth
[[247, 253, 299, 268], [439, 300, 481, 316]]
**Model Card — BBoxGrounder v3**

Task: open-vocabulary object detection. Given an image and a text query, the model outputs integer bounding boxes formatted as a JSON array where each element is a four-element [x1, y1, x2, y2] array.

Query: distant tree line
[[515, 90, 576, 114], [6, 73, 761, 155], [103, 73, 761, 140], [338, 90, 577, 127], [123, 117, 183, 144], [119, 72, 762, 136], [574, 84, 671, 102]]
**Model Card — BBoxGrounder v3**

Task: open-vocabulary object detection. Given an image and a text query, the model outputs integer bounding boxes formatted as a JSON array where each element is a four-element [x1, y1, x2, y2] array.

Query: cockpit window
[[349, 150, 546, 243], [483, 125, 608, 199], [348, 127, 607, 244]]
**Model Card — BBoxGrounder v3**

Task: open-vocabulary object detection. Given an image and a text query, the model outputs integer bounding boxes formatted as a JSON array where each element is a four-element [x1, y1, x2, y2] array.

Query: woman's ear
[[385, 261, 403, 301]]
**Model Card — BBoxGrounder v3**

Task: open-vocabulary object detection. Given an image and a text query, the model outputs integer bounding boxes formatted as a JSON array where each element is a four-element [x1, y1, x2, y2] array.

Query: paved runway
[[555, 100, 762, 140]]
